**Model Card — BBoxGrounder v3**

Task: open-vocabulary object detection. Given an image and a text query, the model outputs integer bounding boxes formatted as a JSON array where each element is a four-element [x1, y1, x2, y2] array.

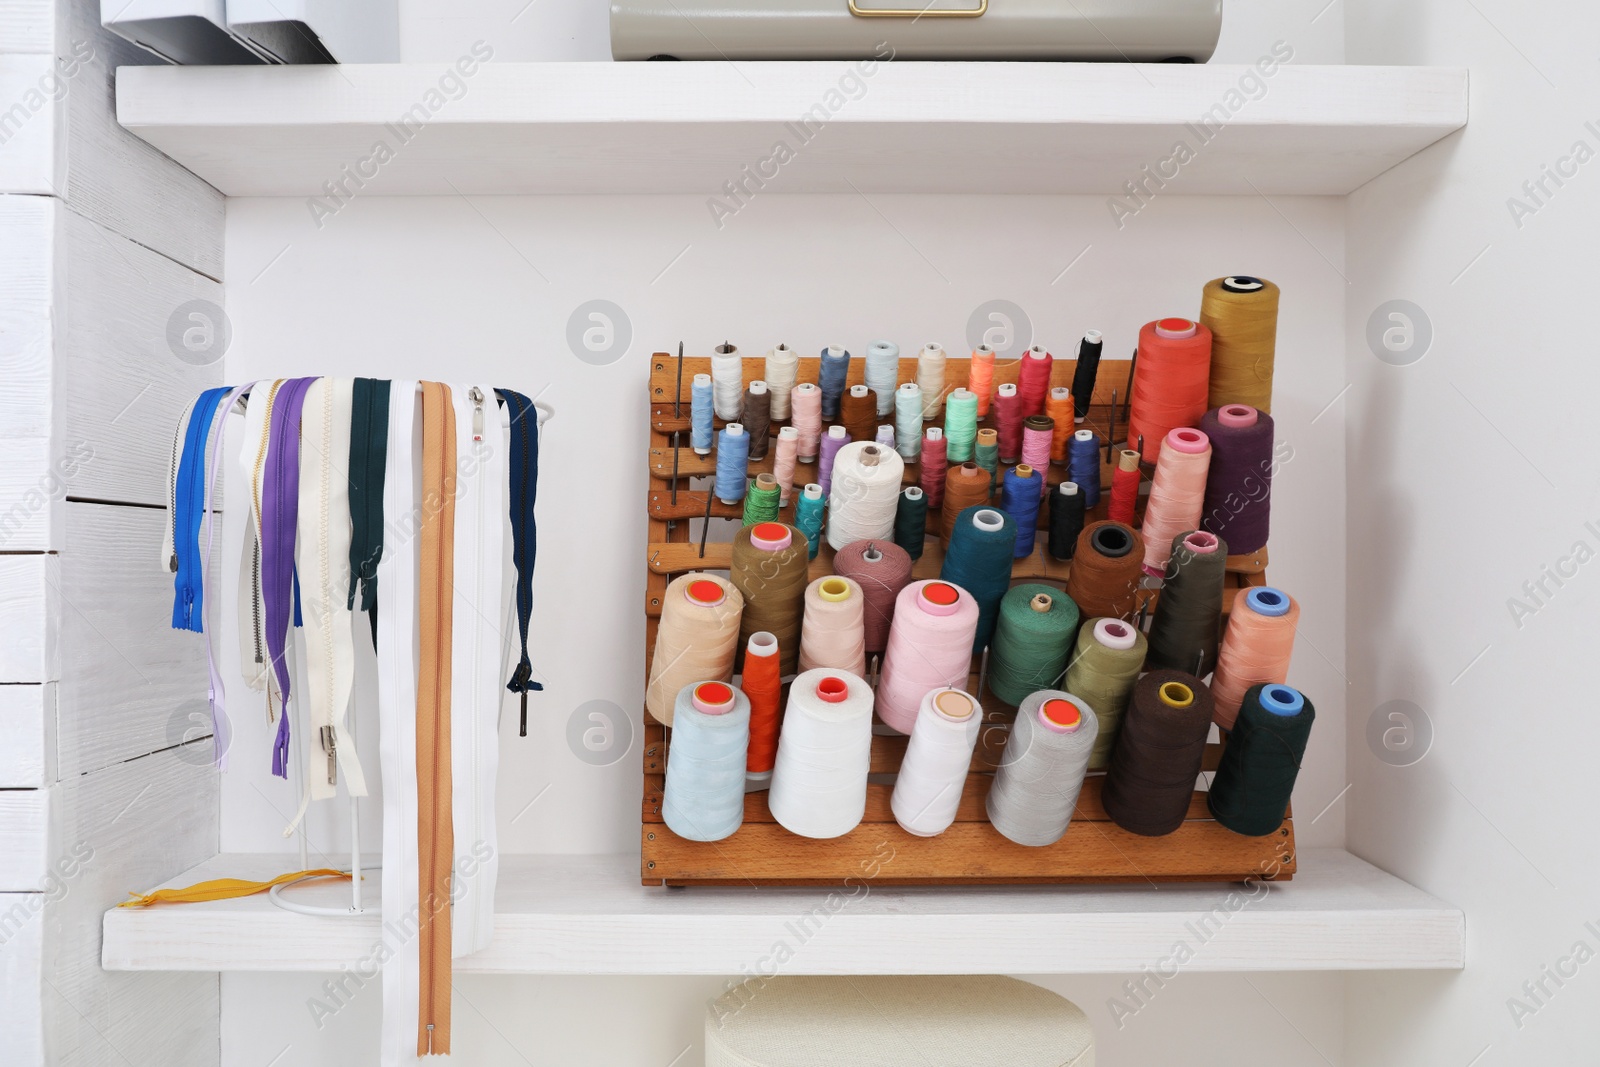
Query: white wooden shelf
[[102, 848, 1462, 974], [115, 63, 1467, 197]]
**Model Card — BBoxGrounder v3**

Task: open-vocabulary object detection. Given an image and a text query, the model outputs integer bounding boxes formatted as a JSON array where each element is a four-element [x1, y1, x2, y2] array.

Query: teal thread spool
[[794, 483, 826, 560], [987, 584, 1081, 706], [894, 486, 928, 561], [1208, 683, 1315, 836]]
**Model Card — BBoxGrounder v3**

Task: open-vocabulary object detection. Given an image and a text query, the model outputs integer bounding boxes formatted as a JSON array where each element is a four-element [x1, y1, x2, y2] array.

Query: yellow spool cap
[[1158, 681, 1195, 709], [819, 577, 851, 602]]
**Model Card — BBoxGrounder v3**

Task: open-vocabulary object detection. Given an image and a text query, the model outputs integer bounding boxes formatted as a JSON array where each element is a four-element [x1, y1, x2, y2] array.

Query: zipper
[[512, 392, 532, 733], [317, 385, 337, 785], [463, 387, 488, 946], [167, 411, 185, 573], [251, 382, 284, 687]]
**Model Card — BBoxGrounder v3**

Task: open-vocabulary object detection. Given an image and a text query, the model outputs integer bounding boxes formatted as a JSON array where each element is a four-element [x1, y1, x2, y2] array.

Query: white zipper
[[463, 386, 488, 943]]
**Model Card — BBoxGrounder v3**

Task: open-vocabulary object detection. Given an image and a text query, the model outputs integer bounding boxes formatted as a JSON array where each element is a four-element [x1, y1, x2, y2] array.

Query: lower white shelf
[[101, 848, 1461, 975]]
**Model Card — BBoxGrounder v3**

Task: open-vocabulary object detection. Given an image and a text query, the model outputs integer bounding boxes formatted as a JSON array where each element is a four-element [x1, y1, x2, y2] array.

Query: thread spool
[[798, 575, 867, 677], [917, 343, 947, 419], [1147, 531, 1226, 676], [818, 424, 850, 495], [943, 387, 979, 463], [690, 373, 714, 455], [730, 522, 809, 675], [957, 346, 993, 425], [795, 484, 825, 560], [1067, 429, 1101, 508], [1000, 465, 1042, 558], [1211, 586, 1299, 729], [646, 575, 743, 725], [876, 580, 979, 734], [742, 632, 782, 780], [1047, 388, 1074, 463], [1102, 671, 1215, 836], [842, 383, 876, 445], [940, 462, 992, 546], [986, 692, 1098, 846], [1047, 482, 1085, 561], [768, 669, 874, 839], [1129, 318, 1212, 464], [1201, 276, 1280, 414], [1064, 617, 1147, 769], [865, 340, 900, 416], [1018, 345, 1053, 417], [890, 688, 982, 837], [791, 383, 822, 463], [765, 343, 799, 420], [819, 344, 851, 422], [919, 427, 948, 508], [894, 486, 928, 561], [741, 472, 780, 526], [987, 585, 1080, 706], [1208, 683, 1314, 836], [744, 381, 771, 461], [973, 428, 1000, 495], [773, 426, 799, 507], [875, 424, 896, 451], [833, 540, 913, 655], [1064, 520, 1145, 621], [714, 424, 749, 505], [940, 506, 1016, 652], [662, 682, 751, 842], [1199, 405, 1275, 555], [711, 343, 744, 421], [1070, 330, 1103, 422], [1108, 449, 1140, 525], [993, 383, 1023, 463], [1140, 427, 1211, 575], [1021, 415, 1053, 498], [894, 382, 924, 461], [826, 442, 905, 550]]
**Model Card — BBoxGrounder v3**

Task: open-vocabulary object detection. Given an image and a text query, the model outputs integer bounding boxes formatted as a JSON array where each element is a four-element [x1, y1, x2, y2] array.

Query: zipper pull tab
[[470, 387, 485, 443], [520, 690, 528, 738], [169, 553, 179, 573], [320, 725, 337, 785]]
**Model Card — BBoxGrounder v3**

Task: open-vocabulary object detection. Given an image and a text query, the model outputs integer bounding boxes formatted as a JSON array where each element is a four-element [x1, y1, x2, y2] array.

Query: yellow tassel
[[118, 868, 349, 907]]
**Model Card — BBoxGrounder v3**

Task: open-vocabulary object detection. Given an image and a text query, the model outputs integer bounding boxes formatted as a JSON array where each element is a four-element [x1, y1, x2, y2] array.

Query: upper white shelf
[[103, 848, 1462, 974], [115, 62, 1467, 197]]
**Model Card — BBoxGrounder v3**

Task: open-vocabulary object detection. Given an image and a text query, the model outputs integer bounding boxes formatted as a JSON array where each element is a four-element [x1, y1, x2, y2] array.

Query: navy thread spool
[[894, 486, 928, 561], [662, 681, 751, 842], [819, 344, 851, 422], [1070, 330, 1104, 422], [939, 505, 1016, 653], [1199, 404, 1275, 556], [714, 424, 750, 504], [1000, 465, 1042, 558], [1048, 482, 1086, 561], [1207, 682, 1314, 836], [1068, 429, 1101, 508]]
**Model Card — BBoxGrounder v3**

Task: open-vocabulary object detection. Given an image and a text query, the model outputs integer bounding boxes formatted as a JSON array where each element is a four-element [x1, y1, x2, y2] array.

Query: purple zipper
[[261, 377, 318, 778]]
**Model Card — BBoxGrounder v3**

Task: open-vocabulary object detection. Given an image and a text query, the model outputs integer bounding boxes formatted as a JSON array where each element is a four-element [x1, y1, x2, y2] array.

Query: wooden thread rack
[[643, 351, 1293, 886]]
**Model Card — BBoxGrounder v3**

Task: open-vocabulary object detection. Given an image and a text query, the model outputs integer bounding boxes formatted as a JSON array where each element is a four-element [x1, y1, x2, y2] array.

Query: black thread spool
[[1070, 330, 1104, 422], [1048, 481, 1086, 561], [1102, 670, 1214, 836], [1208, 683, 1314, 836], [1147, 530, 1228, 676]]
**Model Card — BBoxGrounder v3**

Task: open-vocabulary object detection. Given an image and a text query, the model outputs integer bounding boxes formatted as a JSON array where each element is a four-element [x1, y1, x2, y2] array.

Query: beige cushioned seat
[[705, 975, 1094, 1067]]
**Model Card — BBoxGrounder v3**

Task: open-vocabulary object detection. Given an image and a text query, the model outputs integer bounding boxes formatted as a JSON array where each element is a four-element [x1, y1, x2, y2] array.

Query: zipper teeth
[[318, 386, 335, 766], [468, 390, 487, 937], [251, 382, 284, 673]]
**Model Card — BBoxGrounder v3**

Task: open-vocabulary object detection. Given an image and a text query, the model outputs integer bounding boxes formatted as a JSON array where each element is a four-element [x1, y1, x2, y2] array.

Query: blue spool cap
[[1245, 586, 1291, 618], [1258, 684, 1305, 717]]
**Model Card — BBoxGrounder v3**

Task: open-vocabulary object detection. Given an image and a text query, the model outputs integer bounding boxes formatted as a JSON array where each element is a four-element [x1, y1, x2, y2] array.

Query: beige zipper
[[416, 382, 456, 1056]]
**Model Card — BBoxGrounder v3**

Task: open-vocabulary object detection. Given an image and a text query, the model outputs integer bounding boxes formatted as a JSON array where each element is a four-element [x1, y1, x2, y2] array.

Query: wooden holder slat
[[642, 352, 1293, 886]]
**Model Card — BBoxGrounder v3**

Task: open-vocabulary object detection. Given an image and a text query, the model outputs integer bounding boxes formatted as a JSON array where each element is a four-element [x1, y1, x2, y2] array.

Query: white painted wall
[[204, 2, 1358, 1064], [1343, 2, 1600, 1065]]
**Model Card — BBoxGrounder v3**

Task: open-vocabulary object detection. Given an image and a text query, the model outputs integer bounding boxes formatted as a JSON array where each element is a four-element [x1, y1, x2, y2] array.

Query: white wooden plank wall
[[2, 2, 226, 1062], [0, 0, 225, 274]]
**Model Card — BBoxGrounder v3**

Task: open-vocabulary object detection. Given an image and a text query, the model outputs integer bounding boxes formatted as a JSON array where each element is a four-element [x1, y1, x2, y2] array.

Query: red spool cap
[[752, 522, 788, 543], [687, 579, 724, 605], [922, 582, 960, 607], [816, 676, 849, 703], [1158, 317, 1194, 333], [1041, 698, 1082, 730], [696, 682, 733, 705]]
